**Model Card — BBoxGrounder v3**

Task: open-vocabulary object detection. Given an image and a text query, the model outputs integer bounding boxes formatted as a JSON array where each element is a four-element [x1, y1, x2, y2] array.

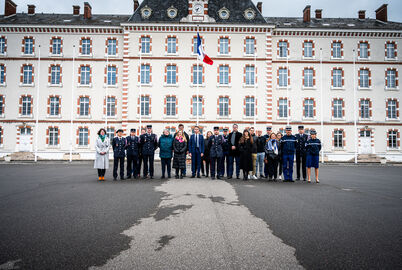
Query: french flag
[[197, 33, 213, 65]]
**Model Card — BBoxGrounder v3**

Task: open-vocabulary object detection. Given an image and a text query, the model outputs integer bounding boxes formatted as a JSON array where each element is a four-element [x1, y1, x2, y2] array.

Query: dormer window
[[244, 8, 255, 20], [141, 6, 152, 19], [218, 7, 230, 20], [167, 7, 177, 18]]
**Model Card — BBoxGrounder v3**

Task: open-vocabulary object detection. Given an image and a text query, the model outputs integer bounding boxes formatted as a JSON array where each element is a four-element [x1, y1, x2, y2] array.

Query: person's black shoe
[[296, 178, 300, 181], [161, 176, 165, 179], [150, 176, 154, 179], [202, 174, 205, 177], [113, 178, 117, 181], [127, 175, 131, 179], [121, 177, 125, 180], [289, 179, 295, 182], [227, 176, 232, 179], [260, 175, 264, 179], [168, 175, 171, 179], [179, 175, 184, 179], [191, 175, 196, 178], [175, 175, 179, 179], [142, 176, 147, 179], [211, 176, 215, 180], [217, 176, 221, 180], [197, 175, 201, 178], [183, 174, 186, 177], [236, 175, 240, 179], [303, 179, 307, 181]]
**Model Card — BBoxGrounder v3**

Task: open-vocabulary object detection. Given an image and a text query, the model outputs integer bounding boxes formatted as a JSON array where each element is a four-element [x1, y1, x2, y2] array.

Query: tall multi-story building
[[0, 0, 401, 161]]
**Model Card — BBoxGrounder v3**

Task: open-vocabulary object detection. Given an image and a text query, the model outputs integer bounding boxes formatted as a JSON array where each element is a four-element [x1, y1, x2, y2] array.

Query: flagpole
[[69, 45, 75, 162], [196, 24, 200, 127], [353, 49, 358, 164], [286, 52, 289, 126], [139, 44, 142, 131], [320, 48, 324, 164], [254, 43, 257, 127], [105, 48, 109, 130], [34, 44, 41, 162]]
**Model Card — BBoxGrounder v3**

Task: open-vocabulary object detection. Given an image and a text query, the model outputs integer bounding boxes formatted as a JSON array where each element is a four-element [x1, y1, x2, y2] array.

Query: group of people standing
[[94, 124, 321, 183]]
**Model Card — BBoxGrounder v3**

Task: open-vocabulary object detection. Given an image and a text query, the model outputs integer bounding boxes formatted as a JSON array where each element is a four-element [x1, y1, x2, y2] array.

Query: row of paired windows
[[2, 95, 398, 120], [278, 40, 397, 59], [0, 127, 399, 150]]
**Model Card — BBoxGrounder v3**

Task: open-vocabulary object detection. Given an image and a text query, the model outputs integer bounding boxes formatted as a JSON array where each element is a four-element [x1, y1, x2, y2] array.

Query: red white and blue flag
[[197, 33, 213, 65]]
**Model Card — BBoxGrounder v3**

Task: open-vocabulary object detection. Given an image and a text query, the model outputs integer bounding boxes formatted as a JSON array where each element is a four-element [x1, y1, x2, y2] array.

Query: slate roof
[[0, 13, 130, 26], [128, 0, 267, 25]]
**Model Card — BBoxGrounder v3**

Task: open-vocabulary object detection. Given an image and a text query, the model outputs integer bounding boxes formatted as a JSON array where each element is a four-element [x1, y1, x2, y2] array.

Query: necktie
[[196, 135, 199, 148], [231, 132, 236, 145]]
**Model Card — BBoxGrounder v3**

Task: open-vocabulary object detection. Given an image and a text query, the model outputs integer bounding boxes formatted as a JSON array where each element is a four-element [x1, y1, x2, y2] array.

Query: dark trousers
[[219, 153, 229, 176], [142, 154, 154, 177], [210, 156, 222, 177], [175, 168, 184, 176], [296, 152, 307, 179], [278, 156, 283, 176], [137, 154, 143, 177], [113, 156, 125, 179], [227, 155, 240, 177], [127, 154, 138, 177], [267, 155, 278, 179], [161, 158, 172, 177], [201, 157, 210, 176], [264, 161, 269, 177], [282, 154, 294, 181], [97, 169, 106, 177], [191, 149, 202, 176]]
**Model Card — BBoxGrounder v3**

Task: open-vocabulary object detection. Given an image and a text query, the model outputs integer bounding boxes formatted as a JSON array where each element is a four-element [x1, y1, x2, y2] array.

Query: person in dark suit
[[201, 131, 213, 177], [112, 129, 127, 180], [239, 129, 254, 181], [139, 125, 158, 179], [137, 128, 146, 178], [276, 132, 283, 180], [219, 128, 230, 178], [263, 127, 272, 177], [227, 124, 242, 179], [208, 127, 225, 180], [281, 126, 297, 182], [126, 128, 140, 179], [189, 126, 204, 178], [174, 124, 190, 176], [295, 125, 308, 181]]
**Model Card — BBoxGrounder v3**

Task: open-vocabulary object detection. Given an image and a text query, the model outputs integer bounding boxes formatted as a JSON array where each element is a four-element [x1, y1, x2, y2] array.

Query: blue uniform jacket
[[140, 133, 158, 156], [112, 137, 127, 158], [208, 135, 225, 158], [222, 135, 230, 154], [188, 134, 205, 154], [295, 133, 308, 153], [126, 135, 140, 156], [281, 135, 297, 155], [305, 138, 322, 156]]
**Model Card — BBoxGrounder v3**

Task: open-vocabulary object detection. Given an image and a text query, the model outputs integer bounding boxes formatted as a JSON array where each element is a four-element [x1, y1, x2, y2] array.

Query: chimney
[[303, 5, 311, 23], [84, 2, 92, 19], [256, 2, 262, 13], [358, 10, 366, 19], [73, 5, 80, 16], [315, 9, 322, 19], [133, 0, 139, 12], [4, 0, 17, 17], [27, 5, 35, 15], [375, 4, 387, 22]]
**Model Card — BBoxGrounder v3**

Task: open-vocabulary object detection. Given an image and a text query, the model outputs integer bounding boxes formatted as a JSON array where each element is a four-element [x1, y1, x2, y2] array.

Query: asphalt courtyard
[[0, 162, 401, 270]]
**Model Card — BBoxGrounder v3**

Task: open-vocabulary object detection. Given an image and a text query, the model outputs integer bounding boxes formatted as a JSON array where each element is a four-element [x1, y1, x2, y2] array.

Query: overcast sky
[[1, 0, 402, 22]]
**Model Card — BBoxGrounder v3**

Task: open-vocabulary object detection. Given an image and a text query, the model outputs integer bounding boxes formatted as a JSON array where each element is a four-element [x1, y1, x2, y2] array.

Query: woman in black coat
[[173, 130, 188, 179], [239, 129, 254, 181], [201, 131, 213, 177], [276, 132, 283, 180]]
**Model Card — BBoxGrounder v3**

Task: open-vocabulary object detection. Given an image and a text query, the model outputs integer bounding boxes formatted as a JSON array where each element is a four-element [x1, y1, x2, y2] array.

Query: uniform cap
[[310, 130, 317, 135], [213, 126, 220, 130], [146, 125, 152, 129], [266, 127, 272, 131], [116, 129, 124, 133], [223, 128, 228, 132], [285, 126, 292, 131], [130, 128, 136, 132], [298, 125, 304, 130]]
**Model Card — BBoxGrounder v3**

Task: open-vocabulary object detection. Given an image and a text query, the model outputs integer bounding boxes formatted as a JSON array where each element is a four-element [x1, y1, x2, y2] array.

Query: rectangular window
[[360, 100, 370, 119], [388, 100, 397, 119], [387, 43, 395, 59], [219, 97, 229, 117], [79, 97, 89, 116], [81, 39, 91, 55], [245, 97, 255, 117], [193, 65, 202, 85], [334, 130, 343, 148], [51, 66, 60, 85], [0, 65, 4, 84], [140, 96, 150, 116], [80, 66, 90, 85], [219, 66, 229, 85], [49, 127, 59, 146], [304, 42, 313, 57], [333, 42, 341, 58], [333, 69, 342, 88], [141, 37, 150, 54], [107, 66, 116, 85], [278, 68, 288, 87], [23, 65, 33, 84], [166, 96, 176, 116], [360, 42, 368, 59], [107, 128, 115, 140], [52, 38, 62, 55], [167, 37, 176, 54], [0, 37, 5, 54], [279, 99, 288, 118], [245, 66, 255, 85], [140, 64, 150, 84], [192, 96, 202, 116], [107, 39, 117, 56], [24, 38, 33, 54], [49, 97, 60, 116], [220, 38, 229, 55], [106, 97, 115, 117], [193, 37, 198, 54], [387, 70, 396, 88], [388, 131, 398, 149], [166, 65, 177, 85], [21, 127, 31, 135], [279, 41, 287, 58], [22, 96, 31, 116], [304, 99, 314, 118], [0, 96, 4, 115], [304, 69, 313, 87], [333, 99, 343, 119], [78, 128, 89, 146], [245, 38, 255, 55], [360, 69, 369, 88]]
